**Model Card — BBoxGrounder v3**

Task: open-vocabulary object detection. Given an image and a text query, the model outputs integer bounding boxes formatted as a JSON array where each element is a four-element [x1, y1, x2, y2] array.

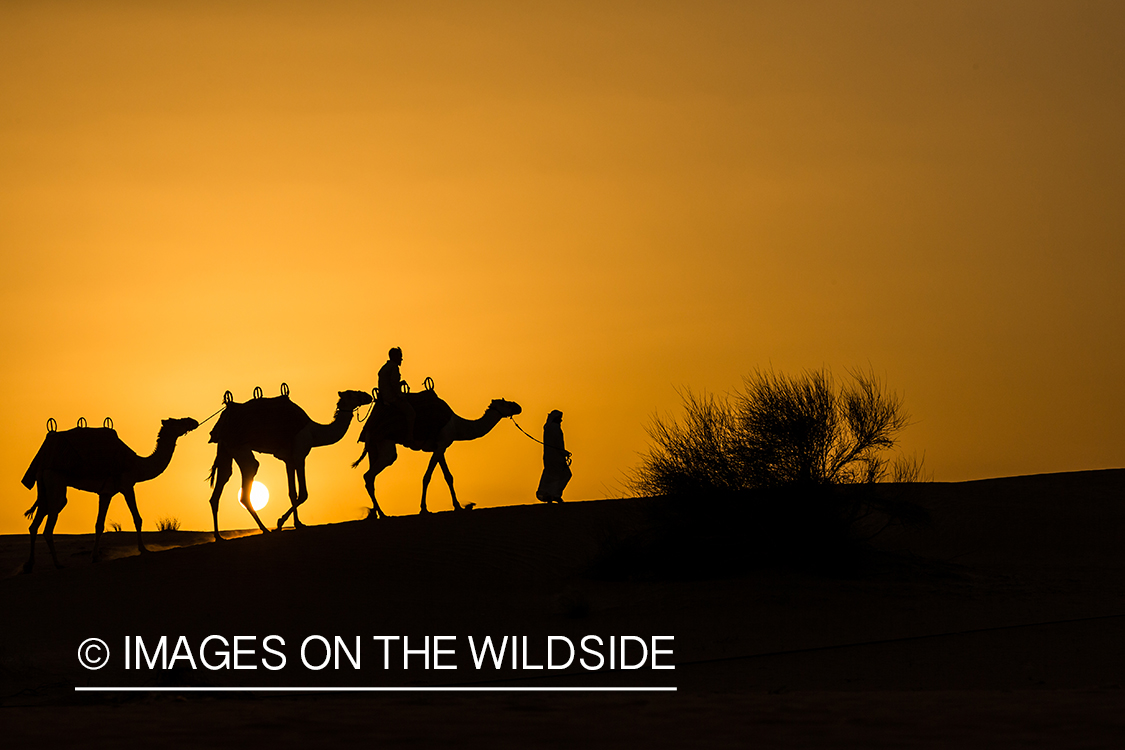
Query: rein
[[509, 417, 573, 466], [356, 387, 378, 422], [196, 405, 225, 428]]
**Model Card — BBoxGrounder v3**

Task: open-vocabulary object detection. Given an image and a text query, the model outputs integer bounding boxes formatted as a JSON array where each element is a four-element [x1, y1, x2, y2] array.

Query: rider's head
[[389, 347, 402, 363]]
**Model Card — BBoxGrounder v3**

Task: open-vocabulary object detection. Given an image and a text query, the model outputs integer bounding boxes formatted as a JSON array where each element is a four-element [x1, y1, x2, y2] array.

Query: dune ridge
[[2, 469, 1123, 746]]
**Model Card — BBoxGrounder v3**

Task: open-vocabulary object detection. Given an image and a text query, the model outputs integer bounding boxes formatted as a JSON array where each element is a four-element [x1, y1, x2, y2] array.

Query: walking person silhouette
[[378, 347, 415, 445], [535, 409, 571, 503]]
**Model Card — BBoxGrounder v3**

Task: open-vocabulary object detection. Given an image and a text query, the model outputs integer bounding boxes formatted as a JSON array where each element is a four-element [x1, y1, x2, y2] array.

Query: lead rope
[[196, 404, 225, 428], [509, 418, 573, 467]]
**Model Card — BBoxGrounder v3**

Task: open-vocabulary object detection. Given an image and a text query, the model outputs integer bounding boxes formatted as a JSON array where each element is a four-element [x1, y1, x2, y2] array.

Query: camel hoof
[[214, 534, 227, 542], [22, 562, 33, 575], [419, 508, 430, 515], [276, 518, 286, 531]]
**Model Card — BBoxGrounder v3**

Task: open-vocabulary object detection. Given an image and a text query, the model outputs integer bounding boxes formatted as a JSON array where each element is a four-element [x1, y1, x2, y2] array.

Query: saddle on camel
[[362, 380, 454, 452]]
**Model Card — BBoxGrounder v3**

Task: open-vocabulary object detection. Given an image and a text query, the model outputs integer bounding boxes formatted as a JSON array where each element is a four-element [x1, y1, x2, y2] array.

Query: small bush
[[156, 516, 182, 532], [614, 367, 928, 578], [108, 520, 122, 533], [631, 367, 923, 496]]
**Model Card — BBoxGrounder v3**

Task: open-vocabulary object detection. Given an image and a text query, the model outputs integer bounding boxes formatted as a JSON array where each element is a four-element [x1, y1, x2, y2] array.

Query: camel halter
[[356, 387, 378, 422]]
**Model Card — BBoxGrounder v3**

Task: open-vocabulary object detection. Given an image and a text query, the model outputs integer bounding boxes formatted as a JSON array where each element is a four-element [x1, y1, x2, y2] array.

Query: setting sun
[[238, 481, 270, 512]]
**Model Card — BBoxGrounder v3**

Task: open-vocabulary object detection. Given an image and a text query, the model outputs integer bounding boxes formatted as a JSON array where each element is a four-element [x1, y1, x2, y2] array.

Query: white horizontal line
[[75, 686, 677, 693]]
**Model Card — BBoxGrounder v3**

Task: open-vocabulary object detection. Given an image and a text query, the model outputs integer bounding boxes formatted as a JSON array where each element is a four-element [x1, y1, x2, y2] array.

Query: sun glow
[[238, 481, 270, 511]]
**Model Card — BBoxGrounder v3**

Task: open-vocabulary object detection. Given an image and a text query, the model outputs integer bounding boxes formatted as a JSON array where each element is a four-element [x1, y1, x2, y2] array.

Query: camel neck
[[136, 433, 179, 483], [308, 403, 354, 447], [454, 409, 503, 441]]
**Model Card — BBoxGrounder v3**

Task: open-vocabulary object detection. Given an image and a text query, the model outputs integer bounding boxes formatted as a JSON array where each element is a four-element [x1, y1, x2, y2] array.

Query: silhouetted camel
[[354, 390, 522, 516], [207, 389, 372, 540], [21, 417, 199, 573]]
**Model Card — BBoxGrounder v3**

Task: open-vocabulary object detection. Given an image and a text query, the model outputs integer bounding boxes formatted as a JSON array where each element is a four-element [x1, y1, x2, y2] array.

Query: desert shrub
[[631, 367, 922, 497], [108, 520, 123, 533], [610, 368, 927, 578], [156, 516, 182, 532]]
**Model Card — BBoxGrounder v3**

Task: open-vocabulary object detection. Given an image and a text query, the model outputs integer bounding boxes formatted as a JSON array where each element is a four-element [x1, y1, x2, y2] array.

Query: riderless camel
[[21, 416, 199, 573], [207, 388, 372, 539]]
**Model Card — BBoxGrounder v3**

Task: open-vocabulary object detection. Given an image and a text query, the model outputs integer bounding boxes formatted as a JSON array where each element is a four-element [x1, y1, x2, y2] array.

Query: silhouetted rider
[[378, 347, 415, 445]]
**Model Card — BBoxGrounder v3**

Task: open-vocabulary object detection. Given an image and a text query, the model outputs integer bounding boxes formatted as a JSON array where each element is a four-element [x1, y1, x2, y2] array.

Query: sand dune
[[2, 469, 1123, 747]]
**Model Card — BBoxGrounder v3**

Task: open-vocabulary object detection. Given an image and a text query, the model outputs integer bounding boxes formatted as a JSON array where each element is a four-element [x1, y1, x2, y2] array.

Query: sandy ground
[[2, 469, 1123, 747]]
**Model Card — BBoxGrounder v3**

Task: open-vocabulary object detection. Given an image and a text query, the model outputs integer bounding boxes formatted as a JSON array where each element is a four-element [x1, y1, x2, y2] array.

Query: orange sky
[[2, 1, 1123, 534]]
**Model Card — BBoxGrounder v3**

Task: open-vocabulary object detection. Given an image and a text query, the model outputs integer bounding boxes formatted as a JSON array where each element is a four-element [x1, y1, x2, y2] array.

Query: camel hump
[[360, 390, 453, 446], [24, 427, 136, 484], [209, 396, 311, 445], [405, 390, 454, 424], [62, 427, 136, 464], [407, 390, 454, 447]]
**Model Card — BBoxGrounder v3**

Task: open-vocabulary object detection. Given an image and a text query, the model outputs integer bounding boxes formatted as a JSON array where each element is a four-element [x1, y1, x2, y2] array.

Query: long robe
[[536, 418, 571, 502]]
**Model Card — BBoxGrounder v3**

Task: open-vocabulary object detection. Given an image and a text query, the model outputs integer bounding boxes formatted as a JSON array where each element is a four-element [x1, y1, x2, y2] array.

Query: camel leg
[[121, 486, 147, 555], [362, 440, 396, 520], [420, 451, 445, 514], [43, 511, 62, 570], [25, 502, 48, 574], [28, 478, 67, 572], [277, 460, 309, 529], [92, 493, 112, 563], [437, 453, 462, 511], [232, 448, 270, 534], [209, 449, 234, 541], [292, 461, 309, 528], [277, 463, 298, 530], [362, 461, 385, 520]]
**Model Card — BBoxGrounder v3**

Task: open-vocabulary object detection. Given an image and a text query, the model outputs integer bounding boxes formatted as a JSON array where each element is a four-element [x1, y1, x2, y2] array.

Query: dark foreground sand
[[2, 469, 1123, 748]]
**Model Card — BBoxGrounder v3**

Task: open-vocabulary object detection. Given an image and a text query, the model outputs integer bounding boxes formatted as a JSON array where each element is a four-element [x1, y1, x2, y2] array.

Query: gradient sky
[[2, 1, 1123, 534]]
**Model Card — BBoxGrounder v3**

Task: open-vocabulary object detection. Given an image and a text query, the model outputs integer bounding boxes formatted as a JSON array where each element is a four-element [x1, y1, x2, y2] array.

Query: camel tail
[[24, 501, 37, 520], [352, 446, 368, 469], [208, 456, 220, 487]]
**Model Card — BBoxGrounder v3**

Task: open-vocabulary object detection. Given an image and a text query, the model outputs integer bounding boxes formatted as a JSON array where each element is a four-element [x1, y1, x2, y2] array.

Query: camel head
[[160, 417, 200, 440], [488, 399, 522, 418], [338, 390, 375, 413]]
